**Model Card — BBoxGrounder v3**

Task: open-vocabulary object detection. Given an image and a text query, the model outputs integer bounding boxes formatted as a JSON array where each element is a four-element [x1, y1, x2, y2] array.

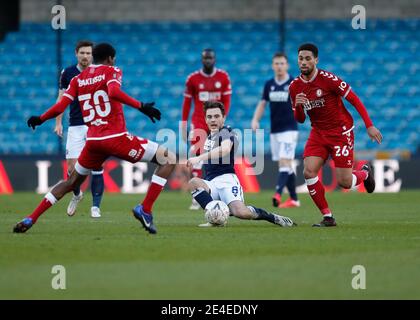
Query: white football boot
[[274, 214, 297, 227], [189, 198, 201, 210], [90, 206, 101, 218], [67, 191, 83, 216]]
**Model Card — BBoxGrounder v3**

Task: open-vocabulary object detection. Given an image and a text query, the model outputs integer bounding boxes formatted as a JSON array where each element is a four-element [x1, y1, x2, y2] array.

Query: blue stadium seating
[[0, 19, 418, 155]]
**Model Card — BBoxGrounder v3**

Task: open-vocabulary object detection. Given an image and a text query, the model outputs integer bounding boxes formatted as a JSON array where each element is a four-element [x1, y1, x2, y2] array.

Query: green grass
[[1, 190, 419, 299]]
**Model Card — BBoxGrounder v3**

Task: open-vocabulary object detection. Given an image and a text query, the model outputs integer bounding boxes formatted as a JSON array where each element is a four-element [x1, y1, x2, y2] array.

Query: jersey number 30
[[79, 90, 111, 123]]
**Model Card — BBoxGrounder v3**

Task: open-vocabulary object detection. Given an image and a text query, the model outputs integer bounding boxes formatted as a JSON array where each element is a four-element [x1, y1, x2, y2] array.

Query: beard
[[300, 66, 313, 75]]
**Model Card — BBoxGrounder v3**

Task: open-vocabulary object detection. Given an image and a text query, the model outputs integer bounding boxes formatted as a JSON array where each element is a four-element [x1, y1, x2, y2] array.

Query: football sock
[[275, 168, 289, 195], [28, 192, 57, 223], [68, 170, 80, 196], [191, 188, 213, 210], [286, 170, 298, 201], [141, 175, 167, 214], [91, 170, 104, 208], [351, 170, 368, 188], [305, 177, 332, 216], [248, 206, 276, 223]]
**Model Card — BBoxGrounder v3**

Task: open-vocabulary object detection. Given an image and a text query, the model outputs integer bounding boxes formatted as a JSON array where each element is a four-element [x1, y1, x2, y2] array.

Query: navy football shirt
[[203, 126, 238, 181], [59, 64, 84, 126], [262, 74, 297, 133]]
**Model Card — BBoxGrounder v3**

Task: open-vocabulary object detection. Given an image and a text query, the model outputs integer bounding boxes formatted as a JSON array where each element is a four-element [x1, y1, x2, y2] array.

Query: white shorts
[[270, 130, 298, 161], [66, 125, 88, 159], [203, 173, 244, 205]]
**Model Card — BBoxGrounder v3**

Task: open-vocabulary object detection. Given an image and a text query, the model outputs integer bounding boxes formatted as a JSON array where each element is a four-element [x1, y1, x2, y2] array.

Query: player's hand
[[139, 102, 161, 123], [251, 119, 260, 131], [186, 156, 200, 168], [54, 123, 63, 137], [295, 93, 309, 106], [27, 116, 43, 130], [367, 126, 383, 144]]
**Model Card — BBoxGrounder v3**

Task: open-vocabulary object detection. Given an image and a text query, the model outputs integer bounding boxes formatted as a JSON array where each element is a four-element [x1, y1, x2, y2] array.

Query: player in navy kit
[[54, 41, 104, 218], [187, 101, 295, 228], [251, 53, 300, 209]]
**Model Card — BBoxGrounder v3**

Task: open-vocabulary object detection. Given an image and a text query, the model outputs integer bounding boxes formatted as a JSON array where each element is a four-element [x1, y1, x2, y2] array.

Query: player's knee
[[279, 159, 292, 168], [303, 167, 317, 179], [188, 177, 202, 191], [338, 176, 352, 189]]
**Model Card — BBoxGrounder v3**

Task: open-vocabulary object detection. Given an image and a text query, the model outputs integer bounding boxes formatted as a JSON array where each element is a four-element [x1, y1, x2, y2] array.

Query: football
[[205, 200, 230, 226]]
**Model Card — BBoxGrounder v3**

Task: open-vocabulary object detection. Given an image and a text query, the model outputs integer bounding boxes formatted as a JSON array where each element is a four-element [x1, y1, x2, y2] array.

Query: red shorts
[[303, 127, 355, 168], [76, 133, 159, 174]]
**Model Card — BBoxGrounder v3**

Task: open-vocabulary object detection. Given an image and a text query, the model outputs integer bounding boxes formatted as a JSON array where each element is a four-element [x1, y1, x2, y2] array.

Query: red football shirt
[[64, 64, 128, 140], [182, 68, 232, 130], [289, 69, 353, 131]]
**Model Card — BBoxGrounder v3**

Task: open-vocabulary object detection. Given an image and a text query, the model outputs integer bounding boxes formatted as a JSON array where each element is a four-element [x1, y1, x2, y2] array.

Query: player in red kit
[[181, 48, 232, 209], [289, 43, 383, 227], [13, 43, 175, 235]]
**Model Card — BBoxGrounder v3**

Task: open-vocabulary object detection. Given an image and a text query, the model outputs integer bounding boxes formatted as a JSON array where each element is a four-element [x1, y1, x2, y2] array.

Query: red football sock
[[306, 177, 331, 216], [352, 170, 368, 187], [28, 193, 57, 223], [141, 175, 167, 214]]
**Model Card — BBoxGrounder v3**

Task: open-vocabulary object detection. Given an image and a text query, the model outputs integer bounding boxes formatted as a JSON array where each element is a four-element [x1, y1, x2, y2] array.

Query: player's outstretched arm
[[107, 82, 161, 123], [346, 90, 383, 144], [27, 95, 73, 130]]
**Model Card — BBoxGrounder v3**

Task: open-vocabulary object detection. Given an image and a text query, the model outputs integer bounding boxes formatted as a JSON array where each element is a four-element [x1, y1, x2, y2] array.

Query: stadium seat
[[0, 19, 418, 154]]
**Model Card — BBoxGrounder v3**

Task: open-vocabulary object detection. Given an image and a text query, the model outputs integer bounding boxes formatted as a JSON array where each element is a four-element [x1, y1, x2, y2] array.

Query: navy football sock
[[276, 170, 289, 195], [286, 172, 298, 201], [191, 188, 213, 210], [248, 206, 276, 223], [91, 170, 104, 208]]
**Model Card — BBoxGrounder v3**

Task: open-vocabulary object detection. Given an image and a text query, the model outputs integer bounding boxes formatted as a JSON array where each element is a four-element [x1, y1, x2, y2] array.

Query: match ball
[[205, 200, 230, 226]]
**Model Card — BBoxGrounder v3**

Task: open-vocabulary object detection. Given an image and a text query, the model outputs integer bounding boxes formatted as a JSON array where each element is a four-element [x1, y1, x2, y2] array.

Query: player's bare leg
[[336, 165, 375, 193], [13, 170, 88, 233], [303, 156, 336, 227], [132, 146, 176, 234], [66, 158, 84, 216]]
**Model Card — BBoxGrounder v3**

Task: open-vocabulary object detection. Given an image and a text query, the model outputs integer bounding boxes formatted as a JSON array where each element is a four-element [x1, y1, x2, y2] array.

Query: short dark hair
[[93, 43, 116, 63], [75, 40, 93, 52], [202, 48, 215, 56], [204, 101, 225, 116], [272, 52, 288, 61], [298, 43, 318, 58]]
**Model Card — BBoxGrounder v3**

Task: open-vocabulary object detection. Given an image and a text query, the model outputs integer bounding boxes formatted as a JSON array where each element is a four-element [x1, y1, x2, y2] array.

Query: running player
[[14, 43, 175, 235], [289, 43, 383, 227]]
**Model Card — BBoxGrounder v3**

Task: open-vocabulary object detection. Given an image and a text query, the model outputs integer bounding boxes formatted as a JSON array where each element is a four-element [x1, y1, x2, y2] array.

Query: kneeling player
[[14, 43, 175, 235], [187, 101, 296, 227]]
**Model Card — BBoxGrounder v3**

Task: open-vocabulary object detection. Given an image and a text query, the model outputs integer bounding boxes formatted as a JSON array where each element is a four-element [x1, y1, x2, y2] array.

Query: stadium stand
[[0, 19, 418, 155]]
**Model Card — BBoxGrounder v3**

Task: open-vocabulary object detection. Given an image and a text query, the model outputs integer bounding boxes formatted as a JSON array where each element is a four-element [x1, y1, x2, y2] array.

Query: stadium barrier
[[0, 157, 416, 194]]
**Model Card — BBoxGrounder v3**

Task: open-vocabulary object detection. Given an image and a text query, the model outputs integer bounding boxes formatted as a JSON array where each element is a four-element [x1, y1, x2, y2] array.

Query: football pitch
[[1, 190, 419, 300]]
